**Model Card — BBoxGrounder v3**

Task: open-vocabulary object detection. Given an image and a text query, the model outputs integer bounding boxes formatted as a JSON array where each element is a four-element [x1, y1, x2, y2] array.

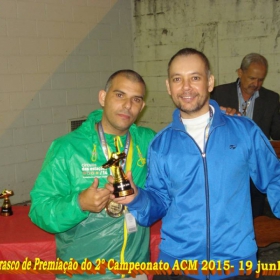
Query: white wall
[[2, 0, 280, 204], [133, 0, 280, 132], [0, 0, 133, 203]]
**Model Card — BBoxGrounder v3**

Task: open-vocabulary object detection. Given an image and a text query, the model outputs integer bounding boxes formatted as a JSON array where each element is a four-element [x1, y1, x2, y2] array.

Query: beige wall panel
[[0, 0, 132, 203]]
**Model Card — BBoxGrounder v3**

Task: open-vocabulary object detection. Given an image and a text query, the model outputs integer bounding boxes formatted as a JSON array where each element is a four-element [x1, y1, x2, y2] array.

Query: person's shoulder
[[49, 114, 98, 151], [211, 82, 237, 99], [223, 112, 258, 130], [130, 124, 156, 139], [54, 122, 90, 143], [48, 132, 78, 155], [222, 114, 267, 147], [149, 123, 173, 147], [259, 87, 279, 99]]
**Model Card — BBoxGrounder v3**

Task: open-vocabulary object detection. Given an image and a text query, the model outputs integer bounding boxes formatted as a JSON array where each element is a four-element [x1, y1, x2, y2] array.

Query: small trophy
[[102, 139, 134, 198], [102, 139, 134, 218], [0, 189, 14, 216]]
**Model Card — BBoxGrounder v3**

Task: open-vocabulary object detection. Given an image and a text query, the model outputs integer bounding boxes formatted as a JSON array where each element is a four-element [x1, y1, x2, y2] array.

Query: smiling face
[[99, 74, 145, 135], [166, 54, 214, 119], [238, 62, 267, 99]]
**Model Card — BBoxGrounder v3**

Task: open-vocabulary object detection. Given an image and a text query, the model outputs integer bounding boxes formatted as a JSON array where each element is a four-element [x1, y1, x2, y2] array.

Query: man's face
[[99, 75, 145, 135], [238, 63, 267, 97], [166, 54, 214, 119]]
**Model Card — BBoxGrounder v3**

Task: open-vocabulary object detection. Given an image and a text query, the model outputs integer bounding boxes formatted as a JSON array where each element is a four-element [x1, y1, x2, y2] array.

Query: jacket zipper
[[202, 151, 210, 280], [203, 126, 214, 280], [182, 130, 211, 280], [175, 123, 212, 280]]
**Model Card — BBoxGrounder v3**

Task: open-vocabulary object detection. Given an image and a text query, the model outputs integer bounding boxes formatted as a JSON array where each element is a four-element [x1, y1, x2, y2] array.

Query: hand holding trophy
[[102, 138, 134, 217], [102, 138, 134, 198], [0, 189, 14, 216]]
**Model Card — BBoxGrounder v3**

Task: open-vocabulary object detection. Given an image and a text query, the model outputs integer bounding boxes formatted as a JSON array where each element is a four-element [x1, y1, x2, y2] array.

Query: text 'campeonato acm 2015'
[[1, 258, 280, 277]]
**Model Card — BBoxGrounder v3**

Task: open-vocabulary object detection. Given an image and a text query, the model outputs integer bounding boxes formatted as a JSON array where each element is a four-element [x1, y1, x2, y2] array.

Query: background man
[[211, 53, 280, 217], [29, 69, 156, 280], [108, 49, 280, 280]]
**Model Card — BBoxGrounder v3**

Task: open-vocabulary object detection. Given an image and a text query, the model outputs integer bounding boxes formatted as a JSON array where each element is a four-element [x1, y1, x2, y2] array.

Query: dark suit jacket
[[211, 81, 280, 140]]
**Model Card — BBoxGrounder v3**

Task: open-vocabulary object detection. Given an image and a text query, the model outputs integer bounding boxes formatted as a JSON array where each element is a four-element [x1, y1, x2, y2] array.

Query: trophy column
[[102, 139, 134, 198], [102, 138, 134, 217]]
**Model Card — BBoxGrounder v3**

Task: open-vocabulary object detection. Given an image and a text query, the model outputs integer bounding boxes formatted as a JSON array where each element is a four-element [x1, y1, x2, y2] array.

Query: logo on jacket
[[81, 163, 108, 178], [229, 145, 236, 149]]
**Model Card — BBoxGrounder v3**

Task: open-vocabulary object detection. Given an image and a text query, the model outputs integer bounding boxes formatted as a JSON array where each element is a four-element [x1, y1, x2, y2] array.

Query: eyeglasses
[[241, 101, 250, 116]]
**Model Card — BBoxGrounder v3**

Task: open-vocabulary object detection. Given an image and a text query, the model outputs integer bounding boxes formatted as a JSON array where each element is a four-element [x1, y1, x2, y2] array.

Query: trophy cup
[[102, 139, 134, 198], [0, 189, 14, 216], [102, 139, 134, 217]]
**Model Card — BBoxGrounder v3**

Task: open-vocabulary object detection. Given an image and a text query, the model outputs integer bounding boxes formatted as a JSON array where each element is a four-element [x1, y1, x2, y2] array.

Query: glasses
[[241, 101, 250, 116]]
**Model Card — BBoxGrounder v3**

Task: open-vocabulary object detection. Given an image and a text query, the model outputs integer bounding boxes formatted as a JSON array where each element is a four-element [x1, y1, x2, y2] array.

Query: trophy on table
[[0, 189, 14, 216], [102, 139, 134, 217]]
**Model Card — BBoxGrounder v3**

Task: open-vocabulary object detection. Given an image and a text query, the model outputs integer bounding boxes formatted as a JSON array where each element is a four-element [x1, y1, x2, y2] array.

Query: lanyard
[[204, 106, 213, 141], [97, 122, 135, 265], [203, 106, 214, 152], [240, 97, 253, 117], [97, 122, 130, 171]]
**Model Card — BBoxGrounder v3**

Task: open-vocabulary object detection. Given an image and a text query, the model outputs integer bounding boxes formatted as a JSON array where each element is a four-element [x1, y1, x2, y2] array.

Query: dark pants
[[250, 179, 266, 218]]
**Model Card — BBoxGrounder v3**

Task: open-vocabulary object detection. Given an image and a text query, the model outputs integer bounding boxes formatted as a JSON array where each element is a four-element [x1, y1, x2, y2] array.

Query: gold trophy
[[102, 139, 134, 217], [0, 189, 14, 216]]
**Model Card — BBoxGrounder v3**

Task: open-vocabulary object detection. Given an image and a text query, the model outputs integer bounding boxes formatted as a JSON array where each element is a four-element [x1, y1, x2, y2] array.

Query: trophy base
[[114, 188, 134, 198], [0, 208, 13, 216], [113, 180, 134, 198]]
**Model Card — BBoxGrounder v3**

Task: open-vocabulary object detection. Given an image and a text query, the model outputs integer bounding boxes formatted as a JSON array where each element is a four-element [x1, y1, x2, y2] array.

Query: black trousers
[[250, 179, 266, 218]]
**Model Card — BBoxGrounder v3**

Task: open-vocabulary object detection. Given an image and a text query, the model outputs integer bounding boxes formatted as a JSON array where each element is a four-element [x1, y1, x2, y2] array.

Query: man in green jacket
[[29, 69, 156, 280]]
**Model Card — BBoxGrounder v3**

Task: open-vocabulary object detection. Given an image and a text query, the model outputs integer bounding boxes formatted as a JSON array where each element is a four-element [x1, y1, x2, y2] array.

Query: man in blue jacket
[[107, 48, 280, 280]]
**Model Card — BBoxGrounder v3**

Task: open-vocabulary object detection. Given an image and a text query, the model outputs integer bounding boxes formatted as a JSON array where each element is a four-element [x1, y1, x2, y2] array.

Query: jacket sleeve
[[29, 140, 89, 233], [249, 126, 280, 218], [127, 142, 171, 226]]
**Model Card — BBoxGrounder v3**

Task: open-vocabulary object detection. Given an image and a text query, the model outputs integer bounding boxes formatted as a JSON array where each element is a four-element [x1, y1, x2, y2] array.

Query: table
[[270, 140, 280, 158], [0, 206, 162, 280], [253, 215, 280, 247], [0, 206, 56, 280], [2, 206, 275, 279]]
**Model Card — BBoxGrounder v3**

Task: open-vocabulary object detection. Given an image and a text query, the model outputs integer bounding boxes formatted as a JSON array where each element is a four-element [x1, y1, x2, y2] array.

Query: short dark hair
[[240, 53, 268, 71], [167, 48, 211, 77], [104, 69, 146, 93]]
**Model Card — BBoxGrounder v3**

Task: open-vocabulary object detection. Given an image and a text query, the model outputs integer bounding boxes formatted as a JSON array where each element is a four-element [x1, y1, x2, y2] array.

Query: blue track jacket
[[128, 99, 280, 280]]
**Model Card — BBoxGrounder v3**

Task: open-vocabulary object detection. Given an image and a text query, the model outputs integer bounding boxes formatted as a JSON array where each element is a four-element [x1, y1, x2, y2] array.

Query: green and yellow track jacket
[[29, 109, 156, 279]]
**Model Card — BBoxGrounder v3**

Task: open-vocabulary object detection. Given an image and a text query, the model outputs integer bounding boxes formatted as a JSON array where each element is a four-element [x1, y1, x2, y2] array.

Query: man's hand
[[220, 106, 241, 116], [79, 178, 111, 212], [105, 171, 138, 204]]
